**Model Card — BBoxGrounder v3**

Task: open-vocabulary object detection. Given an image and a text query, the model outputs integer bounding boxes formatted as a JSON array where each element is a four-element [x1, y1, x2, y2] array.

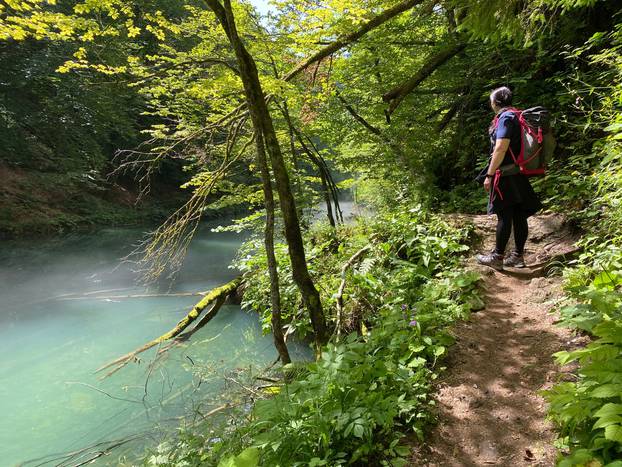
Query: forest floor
[[411, 213, 586, 467]]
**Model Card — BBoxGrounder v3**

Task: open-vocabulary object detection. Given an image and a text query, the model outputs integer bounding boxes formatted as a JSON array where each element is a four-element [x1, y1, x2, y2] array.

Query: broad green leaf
[[594, 414, 622, 430], [604, 424, 622, 443], [217, 448, 260, 467], [591, 384, 622, 399], [595, 403, 622, 418]]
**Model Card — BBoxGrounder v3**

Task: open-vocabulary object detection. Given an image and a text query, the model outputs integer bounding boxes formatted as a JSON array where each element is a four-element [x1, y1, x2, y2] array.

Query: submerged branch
[[96, 277, 241, 378], [57, 291, 211, 301]]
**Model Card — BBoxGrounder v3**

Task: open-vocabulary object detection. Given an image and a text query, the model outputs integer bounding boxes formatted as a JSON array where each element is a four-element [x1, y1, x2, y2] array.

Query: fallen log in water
[[156, 292, 228, 354], [95, 276, 242, 378]]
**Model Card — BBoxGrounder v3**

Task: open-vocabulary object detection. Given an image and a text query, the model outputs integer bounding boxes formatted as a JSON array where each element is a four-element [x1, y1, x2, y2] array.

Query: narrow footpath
[[413, 213, 585, 466]]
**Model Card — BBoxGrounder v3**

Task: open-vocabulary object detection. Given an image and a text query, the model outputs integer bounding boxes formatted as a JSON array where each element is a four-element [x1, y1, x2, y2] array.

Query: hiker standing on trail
[[475, 87, 543, 270]]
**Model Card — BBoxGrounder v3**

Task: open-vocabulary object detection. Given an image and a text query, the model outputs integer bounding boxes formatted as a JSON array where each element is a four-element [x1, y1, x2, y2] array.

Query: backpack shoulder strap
[[500, 107, 521, 119], [493, 107, 521, 129]]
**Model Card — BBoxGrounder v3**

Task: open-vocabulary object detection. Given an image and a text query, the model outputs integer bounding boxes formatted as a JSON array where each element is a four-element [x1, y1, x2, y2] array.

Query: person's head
[[490, 86, 513, 113]]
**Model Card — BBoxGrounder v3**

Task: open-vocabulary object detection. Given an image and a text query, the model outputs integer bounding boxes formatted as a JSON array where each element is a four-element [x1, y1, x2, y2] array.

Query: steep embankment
[[0, 162, 187, 238], [414, 213, 584, 466]]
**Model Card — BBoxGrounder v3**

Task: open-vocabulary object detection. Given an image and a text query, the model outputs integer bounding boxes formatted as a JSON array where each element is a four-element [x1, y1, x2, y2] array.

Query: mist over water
[[0, 223, 310, 466]]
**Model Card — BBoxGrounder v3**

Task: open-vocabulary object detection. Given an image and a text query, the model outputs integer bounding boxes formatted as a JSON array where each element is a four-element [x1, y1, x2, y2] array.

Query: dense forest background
[[1, 0, 620, 237], [0, 36, 191, 236], [1, 0, 621, 465]]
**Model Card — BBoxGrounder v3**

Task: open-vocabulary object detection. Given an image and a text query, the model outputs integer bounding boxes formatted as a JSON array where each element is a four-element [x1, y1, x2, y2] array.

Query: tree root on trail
[[95, 277, 242, 379], [496, 246, 583, 279], [534, 246, 582, 275]]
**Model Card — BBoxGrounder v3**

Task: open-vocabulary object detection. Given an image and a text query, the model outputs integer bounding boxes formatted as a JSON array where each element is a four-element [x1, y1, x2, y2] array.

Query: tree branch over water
[[382, 42, 467, 120], [96, 277, 241, 378], [282, 0, 427, 82]]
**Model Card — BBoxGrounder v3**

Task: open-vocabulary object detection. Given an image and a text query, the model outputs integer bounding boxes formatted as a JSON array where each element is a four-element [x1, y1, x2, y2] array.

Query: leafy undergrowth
[[544, 247, 622, 467], [541, 19, 622, 467], [142, 203, 483, 466]]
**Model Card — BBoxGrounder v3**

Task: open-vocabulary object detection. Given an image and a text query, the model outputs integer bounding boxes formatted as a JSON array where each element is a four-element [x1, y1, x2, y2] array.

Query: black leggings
[[495, 205, 528, 255]]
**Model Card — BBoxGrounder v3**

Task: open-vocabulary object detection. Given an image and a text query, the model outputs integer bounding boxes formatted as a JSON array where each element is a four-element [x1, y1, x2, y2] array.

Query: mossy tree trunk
[[205, 0, 328, 350], [255, 130, 291, 364]]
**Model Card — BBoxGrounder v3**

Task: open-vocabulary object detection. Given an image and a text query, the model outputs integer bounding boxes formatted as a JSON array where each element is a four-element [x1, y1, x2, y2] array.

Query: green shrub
[[545, 264, 622, 466], [214, 268, 481, 467], [143, 201, 482, 466], [235, 205, 474, 340], [209, 204, 480, 466]]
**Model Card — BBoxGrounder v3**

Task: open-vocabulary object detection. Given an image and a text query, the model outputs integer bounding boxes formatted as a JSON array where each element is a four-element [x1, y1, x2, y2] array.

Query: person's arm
[[483, 138, 510, 191]]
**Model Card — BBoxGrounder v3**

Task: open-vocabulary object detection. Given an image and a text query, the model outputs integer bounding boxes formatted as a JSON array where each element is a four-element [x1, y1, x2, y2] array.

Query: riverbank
[[0, 162, 190, 239], [0, 222, 314, 466], [131, 203, 484, 465]]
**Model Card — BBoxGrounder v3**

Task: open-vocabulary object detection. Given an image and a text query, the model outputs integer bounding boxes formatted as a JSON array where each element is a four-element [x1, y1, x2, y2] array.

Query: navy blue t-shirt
[[485, 109, 542, 216], [490, 110, 521, 165]]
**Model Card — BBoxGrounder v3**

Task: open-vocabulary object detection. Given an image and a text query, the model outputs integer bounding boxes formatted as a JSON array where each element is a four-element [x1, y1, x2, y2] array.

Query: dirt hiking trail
[[412, 213, 584, 467]]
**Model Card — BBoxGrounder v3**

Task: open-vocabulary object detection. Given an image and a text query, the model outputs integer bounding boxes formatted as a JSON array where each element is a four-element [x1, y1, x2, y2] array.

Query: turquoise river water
[[0, 223, 310, 466]]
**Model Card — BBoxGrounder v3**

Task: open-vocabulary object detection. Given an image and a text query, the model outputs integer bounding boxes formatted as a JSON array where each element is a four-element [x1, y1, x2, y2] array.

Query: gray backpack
[[496, 106, 556, 176]]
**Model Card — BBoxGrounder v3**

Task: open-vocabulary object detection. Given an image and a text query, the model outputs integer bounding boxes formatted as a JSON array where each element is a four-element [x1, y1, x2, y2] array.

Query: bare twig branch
[[335, 246, 372, 338], [383, 43, 466, 120], [283, 0, 426, 82]]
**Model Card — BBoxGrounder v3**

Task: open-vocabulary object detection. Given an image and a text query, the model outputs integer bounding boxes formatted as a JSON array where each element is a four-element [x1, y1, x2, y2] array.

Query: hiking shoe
[[475, 252, 504, 271], [504, 251, 526, 268]]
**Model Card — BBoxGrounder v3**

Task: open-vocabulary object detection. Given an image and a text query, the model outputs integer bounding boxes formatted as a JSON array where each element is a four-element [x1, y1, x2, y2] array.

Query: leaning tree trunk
[[319, 173, 336, 228], [206, 0, 328, 349], [255, 130, 291, 364], [282, 100, 304, 218], [295, 131, 337, 228], [277, 102, 337, 227]]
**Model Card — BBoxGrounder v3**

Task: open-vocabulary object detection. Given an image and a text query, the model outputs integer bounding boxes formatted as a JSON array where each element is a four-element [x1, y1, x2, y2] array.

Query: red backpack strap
[[492, 108, 523, 166], [492, 107, 521, 129]]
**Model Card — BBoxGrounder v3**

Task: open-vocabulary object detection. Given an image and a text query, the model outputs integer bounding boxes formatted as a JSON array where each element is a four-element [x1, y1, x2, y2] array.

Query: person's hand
[[484, 176, 491, 192]]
